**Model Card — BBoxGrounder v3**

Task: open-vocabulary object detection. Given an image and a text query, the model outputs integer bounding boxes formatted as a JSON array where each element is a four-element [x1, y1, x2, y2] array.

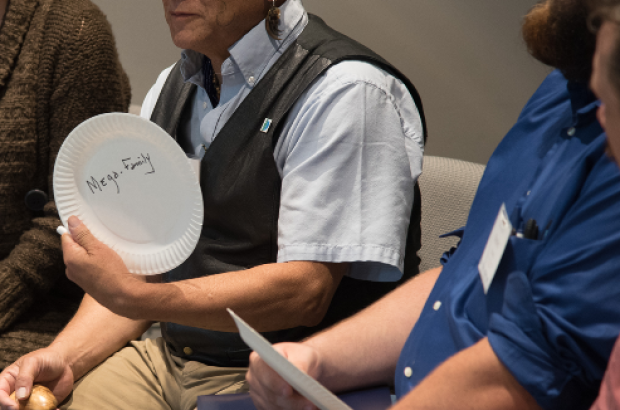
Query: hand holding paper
[[248, 343, 322, 410], [229, 309, 353, 410]]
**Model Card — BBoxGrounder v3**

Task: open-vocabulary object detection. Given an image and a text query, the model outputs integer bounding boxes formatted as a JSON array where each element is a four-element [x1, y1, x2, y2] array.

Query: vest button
[[433, 301, 442, 311], [567, 127, 576, 136], [24, 190, 48, 211], [404, 367, 412, 378], [183, 346, 193, 356]]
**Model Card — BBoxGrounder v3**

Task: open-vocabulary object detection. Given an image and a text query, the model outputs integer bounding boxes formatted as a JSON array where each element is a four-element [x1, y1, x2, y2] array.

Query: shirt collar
[[566, 79, 600, 127], [179, 0, 307, 89]]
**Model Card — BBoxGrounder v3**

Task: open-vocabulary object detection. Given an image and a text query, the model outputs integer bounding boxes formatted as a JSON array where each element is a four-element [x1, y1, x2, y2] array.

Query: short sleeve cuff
[[487, 270, 604, 410], [277, 243, 404, 282], [488, 317, 568, 409]]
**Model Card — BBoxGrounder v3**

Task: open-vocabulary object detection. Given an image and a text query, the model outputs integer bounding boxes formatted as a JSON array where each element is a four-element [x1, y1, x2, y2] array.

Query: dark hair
[[522, 0, 597, 83]]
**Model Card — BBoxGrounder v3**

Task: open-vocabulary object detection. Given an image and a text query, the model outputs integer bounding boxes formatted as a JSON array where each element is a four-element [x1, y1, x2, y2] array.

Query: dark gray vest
[[150, 15, 427, 367]]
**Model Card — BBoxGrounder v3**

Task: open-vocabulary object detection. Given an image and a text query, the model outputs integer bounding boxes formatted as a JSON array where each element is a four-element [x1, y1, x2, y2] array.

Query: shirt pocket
[[485, 235, 547, 322]]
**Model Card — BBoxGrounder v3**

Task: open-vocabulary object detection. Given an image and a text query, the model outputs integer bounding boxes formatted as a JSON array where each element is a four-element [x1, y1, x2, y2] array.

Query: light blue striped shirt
[[141, 0, 423, 281]]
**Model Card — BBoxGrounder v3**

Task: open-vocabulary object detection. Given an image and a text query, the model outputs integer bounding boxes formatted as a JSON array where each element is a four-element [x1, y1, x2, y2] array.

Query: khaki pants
[[61, 338, 248, 410]]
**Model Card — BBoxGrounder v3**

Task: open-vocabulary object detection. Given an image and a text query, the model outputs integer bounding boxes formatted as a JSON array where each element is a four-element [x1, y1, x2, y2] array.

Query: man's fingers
[[0, 367, 17, 392], [248, 352, 292, 397], [248, 351, 316, 410], [66, 216, 99, 253], [0, 393, 18, 410], [0, 351, 72, 410], [13, 358, 39, 401], [0, 367, 18, 410]]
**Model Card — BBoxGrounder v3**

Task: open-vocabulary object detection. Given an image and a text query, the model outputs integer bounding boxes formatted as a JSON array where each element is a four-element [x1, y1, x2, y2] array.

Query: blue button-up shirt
[[395, 70, 620, 409]]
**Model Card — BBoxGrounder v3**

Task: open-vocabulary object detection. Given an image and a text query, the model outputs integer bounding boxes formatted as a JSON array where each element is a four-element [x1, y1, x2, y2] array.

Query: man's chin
[[169, 30, 200, 51]]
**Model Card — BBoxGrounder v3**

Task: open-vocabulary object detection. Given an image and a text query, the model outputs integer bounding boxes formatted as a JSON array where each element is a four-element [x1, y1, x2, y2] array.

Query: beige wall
[[93, 0, 551, 165]]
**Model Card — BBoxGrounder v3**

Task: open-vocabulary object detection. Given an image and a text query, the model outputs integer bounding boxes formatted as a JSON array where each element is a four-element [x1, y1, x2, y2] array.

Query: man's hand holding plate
[[61, 216, 144, 318]]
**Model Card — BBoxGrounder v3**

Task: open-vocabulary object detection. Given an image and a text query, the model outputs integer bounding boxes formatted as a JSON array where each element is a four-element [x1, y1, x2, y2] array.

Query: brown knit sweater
[[0, 0, 130, 368]]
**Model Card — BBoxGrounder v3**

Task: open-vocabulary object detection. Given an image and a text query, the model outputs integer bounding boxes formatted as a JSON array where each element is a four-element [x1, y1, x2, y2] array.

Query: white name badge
[[478, 203, 512, 294]]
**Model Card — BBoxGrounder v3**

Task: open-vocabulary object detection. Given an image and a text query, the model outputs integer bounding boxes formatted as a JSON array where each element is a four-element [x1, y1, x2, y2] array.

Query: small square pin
[[260, 118, 272, 133]]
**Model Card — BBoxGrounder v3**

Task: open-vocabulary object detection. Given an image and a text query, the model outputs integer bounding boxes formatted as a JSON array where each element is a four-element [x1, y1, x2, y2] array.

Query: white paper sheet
[[228, 309, 353, 410]]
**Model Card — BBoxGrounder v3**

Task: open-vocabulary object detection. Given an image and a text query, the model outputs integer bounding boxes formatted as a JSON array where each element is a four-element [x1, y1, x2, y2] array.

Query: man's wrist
[[299, 339, 329, 388], [45, 340, 79, 380], [113, 278, 155, 320], [117, 279, 171, 322]]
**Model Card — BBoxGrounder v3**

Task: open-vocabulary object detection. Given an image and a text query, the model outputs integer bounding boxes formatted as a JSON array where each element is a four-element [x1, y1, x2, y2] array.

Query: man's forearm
[[117, 261, 347, 333], [62, 216, 349, 335], [305, 267, 441, 392], [49, 294, 152, 380], [393, 338, 542, 410]]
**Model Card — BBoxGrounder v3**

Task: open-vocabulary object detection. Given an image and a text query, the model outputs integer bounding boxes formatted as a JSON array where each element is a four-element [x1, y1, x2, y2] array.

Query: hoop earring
[[266, 0, 281, 40]]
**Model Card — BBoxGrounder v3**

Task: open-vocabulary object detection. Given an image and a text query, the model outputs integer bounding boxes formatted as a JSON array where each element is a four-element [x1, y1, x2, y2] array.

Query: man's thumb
[[66, 216, 98, 250]]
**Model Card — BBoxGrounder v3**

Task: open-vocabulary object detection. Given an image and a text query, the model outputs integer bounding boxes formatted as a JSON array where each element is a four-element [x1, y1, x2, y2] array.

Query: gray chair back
[[417, 156, 485, 273]]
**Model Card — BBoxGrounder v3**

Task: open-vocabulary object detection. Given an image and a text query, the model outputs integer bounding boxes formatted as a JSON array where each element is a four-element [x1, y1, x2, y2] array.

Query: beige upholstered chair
[[417, 156, 486, 273]]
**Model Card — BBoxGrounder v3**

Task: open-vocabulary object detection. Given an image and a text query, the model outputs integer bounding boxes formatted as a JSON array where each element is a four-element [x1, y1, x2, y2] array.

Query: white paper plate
[[228, 309, 353, 410], [53, 113, 203, 275]]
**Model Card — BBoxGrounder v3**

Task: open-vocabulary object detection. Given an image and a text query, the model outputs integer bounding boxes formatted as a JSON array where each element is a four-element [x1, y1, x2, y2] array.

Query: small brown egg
[[9, 385, 58, 410]]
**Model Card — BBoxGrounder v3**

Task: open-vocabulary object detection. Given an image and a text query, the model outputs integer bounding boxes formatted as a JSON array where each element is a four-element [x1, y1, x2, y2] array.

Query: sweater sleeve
[[0, 0, 131, 332]]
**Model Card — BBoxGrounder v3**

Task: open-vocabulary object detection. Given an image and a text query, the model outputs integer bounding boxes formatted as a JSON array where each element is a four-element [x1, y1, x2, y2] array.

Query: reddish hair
[[522, 0, 597, 82]]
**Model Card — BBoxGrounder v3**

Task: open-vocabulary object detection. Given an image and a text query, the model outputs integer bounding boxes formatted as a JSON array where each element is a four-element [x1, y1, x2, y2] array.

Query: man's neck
[[208, 53, 229, 84]]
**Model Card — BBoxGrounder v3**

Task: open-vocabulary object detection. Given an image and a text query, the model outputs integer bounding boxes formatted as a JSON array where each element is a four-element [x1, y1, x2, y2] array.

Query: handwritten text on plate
[[86, 153, 155, 195]]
